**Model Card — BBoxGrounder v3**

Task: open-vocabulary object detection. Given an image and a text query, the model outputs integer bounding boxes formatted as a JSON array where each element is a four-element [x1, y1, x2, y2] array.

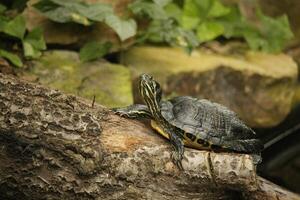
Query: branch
[[0, 73, 299, 200]]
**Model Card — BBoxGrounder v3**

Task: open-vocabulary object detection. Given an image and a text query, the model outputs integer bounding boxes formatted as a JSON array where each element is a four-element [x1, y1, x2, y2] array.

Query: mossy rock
[[23, 50, 132, 108], [123, 46, 298, 128]]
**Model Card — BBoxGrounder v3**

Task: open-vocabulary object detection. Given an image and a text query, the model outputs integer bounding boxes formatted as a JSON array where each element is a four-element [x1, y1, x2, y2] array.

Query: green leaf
[[220, 7, 245, 37], [129, 1, 168, 20], [79, 41, 112, 62], [142, 18, 199, 51], [177, 28, 199, 52], [243, 31, 265, 51], [164, 3, 182, 22], [255, 12, 294, 52], [194, 0, 228, 19], [208, 0, 231, 18], [34, 1, 91, 25], [34, 0, 136, 40], [48, 0, 114, 22], [3, 15, 26, 39], [34, 0, 76, 22], [34, 0, 114, 24], [145, 19, 170, 43], [181, 0, 200, 29], [0, 16, 9, 32], [196, 21, 224, 42], [130, 0, 199, 50], [23, 41, 40, 59], [70, 13, 91, 25], [23, 27, 46, 59], [0, 49, 23, 67], [181, 15, 200, 30], [221, 7, 293, 52], [194, 0, 213, 13], [0, 3, 7, 14], [75, 3, 113, 22], [105, 15, 137, 41], [181, 0, 230, 29], [207, 0, 230, 18], [153, 0, 172, 7], [24, 28, 46, 50], [182, 0, 201, 19]]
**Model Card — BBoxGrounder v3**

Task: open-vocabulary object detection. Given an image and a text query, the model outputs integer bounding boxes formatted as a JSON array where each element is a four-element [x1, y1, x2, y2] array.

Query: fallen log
[[0, 73, 299, 200]]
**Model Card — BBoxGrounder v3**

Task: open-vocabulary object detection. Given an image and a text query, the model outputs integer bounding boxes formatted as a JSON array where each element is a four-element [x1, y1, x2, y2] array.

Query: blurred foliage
[[0, 1, 46, 67], [34, 0, 137, 41], [129, 0, 199, 52], [33, 0, 137, 62], [130, 0, 293, 53], [0, 0, 295, 66]]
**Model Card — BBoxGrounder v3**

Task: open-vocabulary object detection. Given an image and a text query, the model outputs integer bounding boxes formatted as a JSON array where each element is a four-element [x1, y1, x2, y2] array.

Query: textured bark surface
[[0, 73, 299, 200]]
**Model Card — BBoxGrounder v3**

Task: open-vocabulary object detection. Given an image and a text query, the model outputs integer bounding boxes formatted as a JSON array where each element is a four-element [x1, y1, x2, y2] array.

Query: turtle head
[[139, 74, 162, 114]]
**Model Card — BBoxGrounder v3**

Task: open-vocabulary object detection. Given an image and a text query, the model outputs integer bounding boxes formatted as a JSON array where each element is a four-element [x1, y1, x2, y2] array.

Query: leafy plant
[[181, 0, 230, 41], [0, 0, 294, 67], [181, 0, 294, 52], [129, 0, 293, 53], [129, 0, 199, 52], [0, 2, 46, 67], [0, 49, 23, 67], [231, 10, 293, 52], [23, 27, 47, 59], [2, 15, 26, 39], [33, 0, 137, 41]]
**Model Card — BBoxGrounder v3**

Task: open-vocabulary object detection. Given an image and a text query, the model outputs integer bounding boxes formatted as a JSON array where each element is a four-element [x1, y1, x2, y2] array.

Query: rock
[[122, 46, 298, 128], [287, 46, 300, 72], [287, 47, 300, 107], [292, 84, 300, 107], [21, 50, 132, 108], [23, 0, 134, 50]]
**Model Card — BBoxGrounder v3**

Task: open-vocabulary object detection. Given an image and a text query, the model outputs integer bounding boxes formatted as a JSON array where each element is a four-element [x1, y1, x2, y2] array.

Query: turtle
[[112, 74, 263, 169]]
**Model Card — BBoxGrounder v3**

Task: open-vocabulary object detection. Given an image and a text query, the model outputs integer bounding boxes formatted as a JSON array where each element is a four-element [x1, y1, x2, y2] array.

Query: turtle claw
[[111, 105, 152, 119], [171, 151, 184, 171], [112, 108, 130, 118], [168, 132, 185, 171]]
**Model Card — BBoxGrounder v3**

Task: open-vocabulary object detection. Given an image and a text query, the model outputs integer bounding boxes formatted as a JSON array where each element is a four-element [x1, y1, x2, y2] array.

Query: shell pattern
[[160, 96, 263, 153]]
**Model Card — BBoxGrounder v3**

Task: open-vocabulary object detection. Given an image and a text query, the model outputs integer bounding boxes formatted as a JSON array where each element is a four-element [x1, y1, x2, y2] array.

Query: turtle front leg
[[168, 130, 185, 170], [112, 104, 152, 119]]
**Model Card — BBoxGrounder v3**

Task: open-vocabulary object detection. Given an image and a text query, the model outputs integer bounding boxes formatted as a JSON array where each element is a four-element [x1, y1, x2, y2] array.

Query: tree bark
[[0, 73, 299, 200]]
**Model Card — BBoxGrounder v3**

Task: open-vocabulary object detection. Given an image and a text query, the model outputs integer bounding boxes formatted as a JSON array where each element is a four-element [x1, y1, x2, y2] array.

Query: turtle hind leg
[[112, 104, 152, 119], [169, 131, 185, 170]]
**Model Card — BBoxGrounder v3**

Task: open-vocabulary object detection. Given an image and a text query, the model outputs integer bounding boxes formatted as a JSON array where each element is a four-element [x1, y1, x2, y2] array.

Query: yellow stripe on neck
[[151, 120, 170, 140]]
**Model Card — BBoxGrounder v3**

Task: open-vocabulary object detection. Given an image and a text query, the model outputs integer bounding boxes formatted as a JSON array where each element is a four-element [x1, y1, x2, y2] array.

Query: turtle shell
[[160, 96, 263, 153]]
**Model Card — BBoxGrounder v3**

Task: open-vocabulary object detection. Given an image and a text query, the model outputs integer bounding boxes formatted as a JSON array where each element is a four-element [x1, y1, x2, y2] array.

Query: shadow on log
[[0, 73, 299, 200]]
